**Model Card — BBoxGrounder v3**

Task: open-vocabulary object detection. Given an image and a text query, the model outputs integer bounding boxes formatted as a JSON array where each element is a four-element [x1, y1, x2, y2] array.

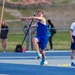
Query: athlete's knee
[[32, 38, 38, 43]]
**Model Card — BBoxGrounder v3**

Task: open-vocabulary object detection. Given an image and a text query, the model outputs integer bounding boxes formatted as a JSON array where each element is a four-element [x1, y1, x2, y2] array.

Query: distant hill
[[1, 0, 75, 5], [9, 0, 75, 5], [52, 0, 75, 4]]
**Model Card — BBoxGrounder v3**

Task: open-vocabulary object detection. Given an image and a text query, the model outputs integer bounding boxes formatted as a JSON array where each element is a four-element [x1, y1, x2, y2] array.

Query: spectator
[[70, 22, 75, 66], [22, 23, 36, 50], [46, 19, 56, 51], [0, 20, 9, 53]]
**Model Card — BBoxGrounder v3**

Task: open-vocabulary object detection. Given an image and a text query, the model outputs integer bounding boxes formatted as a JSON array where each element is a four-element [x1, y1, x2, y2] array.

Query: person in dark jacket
[[0, 20, 9, 53], [46, 19, 56, 51]]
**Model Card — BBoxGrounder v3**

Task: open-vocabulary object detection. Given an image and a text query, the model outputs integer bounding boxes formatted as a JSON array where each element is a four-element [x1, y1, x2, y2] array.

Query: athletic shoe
[[71, 62, 75, 66], [2, 51, 5, 53], [40, 59, 48, 66], [50, 49, 53, 51], [37, 53, 42, 59]]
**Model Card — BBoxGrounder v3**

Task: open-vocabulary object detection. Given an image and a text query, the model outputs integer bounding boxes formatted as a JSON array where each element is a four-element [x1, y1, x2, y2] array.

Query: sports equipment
[[0, 0, 6, 33]]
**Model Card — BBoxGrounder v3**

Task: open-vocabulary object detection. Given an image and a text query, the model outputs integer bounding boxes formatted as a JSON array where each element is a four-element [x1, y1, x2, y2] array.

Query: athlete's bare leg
[[32, 38, 42, 58], [71, 50, 75, 66]]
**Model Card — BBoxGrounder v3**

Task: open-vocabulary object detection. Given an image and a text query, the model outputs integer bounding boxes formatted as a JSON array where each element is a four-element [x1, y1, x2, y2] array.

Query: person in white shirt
[[70, 22, 75, 66]]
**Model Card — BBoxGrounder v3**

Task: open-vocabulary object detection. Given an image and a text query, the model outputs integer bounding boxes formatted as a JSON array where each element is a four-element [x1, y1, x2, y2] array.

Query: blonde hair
[[2, 20, 6, 26]]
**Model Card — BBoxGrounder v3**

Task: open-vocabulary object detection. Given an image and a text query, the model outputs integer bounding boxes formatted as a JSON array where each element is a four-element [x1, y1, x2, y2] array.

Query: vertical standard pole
[[0, 0, 6, 33]]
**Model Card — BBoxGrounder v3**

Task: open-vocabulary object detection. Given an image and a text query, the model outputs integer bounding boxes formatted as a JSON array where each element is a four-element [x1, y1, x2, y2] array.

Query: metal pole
[[0, 0, 6, 33]]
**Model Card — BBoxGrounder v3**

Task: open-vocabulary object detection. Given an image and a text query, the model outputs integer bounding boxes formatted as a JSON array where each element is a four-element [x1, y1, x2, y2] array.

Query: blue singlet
[[35, 22, 48, 50]]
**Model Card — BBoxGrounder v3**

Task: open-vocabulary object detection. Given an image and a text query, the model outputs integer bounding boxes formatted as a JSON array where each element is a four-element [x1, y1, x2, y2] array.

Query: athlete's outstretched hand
[[20, 18, 26, 21]]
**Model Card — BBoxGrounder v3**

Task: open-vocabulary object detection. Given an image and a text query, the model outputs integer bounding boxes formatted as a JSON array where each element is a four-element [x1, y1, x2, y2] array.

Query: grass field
[[0, 31, 71, 52], [53, 31, 70, 50]]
